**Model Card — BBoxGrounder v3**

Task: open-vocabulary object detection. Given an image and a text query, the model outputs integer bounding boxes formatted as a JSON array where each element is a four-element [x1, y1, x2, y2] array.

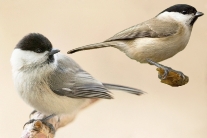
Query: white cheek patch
[[10, 49, 48, 69], [157, 12, 193, 25]]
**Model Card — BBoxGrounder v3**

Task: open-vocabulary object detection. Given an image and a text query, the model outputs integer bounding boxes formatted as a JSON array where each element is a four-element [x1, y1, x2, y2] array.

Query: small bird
[[10, 33, 144, 131], [67, 4, 204, 79]]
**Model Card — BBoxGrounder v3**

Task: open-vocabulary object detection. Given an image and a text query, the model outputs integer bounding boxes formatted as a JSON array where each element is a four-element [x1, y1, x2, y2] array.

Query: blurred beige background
[[0, 0, 207, 138]]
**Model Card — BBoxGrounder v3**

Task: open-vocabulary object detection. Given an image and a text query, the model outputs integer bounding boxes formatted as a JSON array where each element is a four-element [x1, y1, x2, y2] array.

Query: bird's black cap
[[16, 33, 53, 53], [159, 4, 197, 15]]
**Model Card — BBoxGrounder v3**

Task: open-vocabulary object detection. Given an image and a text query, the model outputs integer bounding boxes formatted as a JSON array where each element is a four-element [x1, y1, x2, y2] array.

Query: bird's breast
[[124, 27, 191, 63]]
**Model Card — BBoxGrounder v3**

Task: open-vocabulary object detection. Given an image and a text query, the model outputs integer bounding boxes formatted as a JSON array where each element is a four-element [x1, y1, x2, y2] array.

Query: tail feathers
[[67, 42, 112, 54], [102, 83, 145, 96]]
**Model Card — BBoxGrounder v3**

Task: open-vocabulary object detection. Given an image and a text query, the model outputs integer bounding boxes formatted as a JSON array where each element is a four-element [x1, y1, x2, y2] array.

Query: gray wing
[[104, 18, 180, 42], [49, 54, 112, 99]]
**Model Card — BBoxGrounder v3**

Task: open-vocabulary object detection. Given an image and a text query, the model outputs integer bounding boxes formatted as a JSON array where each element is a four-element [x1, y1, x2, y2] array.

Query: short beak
[[49, 49, 60, 56], [195, 11, 204, 17]]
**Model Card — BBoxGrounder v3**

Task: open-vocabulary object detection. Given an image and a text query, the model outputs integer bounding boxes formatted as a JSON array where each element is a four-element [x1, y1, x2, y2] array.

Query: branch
[[21, 99, 98, 138]]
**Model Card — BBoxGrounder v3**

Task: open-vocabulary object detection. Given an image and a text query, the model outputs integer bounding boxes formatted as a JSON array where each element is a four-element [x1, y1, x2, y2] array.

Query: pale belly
[[122, 34, 190, 63], [22, 88, 91, 115], [14, 72, 91, 115]]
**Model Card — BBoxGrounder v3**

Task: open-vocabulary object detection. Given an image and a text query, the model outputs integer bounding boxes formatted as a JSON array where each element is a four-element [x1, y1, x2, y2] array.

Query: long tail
[[102, 83, 145, 96], [67, 42, 113, 54]]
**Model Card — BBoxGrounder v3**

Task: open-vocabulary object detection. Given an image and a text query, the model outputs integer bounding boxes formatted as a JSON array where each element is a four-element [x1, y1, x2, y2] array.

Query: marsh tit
[[10, 33, 144, 130], [67, 4, 203, 79]]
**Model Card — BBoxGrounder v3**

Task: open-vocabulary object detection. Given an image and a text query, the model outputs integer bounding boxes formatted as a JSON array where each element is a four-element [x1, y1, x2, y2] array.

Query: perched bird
[[67, 4, 204, 79], [10, 33, 144, 130]]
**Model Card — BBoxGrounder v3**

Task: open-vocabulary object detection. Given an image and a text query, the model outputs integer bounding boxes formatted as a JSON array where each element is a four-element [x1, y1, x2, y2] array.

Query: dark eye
[[182, 11, 187, 14], [35, 48, 43, 53]]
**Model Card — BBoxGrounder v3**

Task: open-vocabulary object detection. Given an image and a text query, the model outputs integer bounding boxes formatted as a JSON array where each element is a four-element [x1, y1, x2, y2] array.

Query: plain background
[[1, 0, 207, 138]]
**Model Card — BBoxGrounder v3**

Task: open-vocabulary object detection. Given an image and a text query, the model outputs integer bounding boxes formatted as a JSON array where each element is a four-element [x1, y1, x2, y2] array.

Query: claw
[[23, 119, 36, 128], [176, 71, 186, 80], [41, 114, 56, 122], [41, 121, 56, 134], [29, 110, 37, 118], [23, 114, 56, 133]]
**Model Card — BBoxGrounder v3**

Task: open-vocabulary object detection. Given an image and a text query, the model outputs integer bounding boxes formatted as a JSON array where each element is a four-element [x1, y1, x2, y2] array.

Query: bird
[[67, 4, 204, 79], [10, 33, 144, 131]]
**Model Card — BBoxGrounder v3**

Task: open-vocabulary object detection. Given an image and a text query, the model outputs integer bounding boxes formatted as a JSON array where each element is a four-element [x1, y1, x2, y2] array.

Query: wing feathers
[[103, 83, 145, 95], [53, 86, 112, 99], [104, 19, 179, 42]]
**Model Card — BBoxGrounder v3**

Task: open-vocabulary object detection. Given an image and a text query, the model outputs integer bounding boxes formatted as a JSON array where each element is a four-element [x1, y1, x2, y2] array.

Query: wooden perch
[[21, 99, 98, 138]]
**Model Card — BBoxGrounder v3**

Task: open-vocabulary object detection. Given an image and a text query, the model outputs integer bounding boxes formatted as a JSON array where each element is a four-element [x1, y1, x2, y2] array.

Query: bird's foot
[[146, 58, 189, 87], [147, 59, 185, 80], [23, 114, 56, 133]]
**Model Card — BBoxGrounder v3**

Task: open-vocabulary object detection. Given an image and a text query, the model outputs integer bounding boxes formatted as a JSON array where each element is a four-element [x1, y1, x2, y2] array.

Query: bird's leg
[[24, 114, 56, 133], [147, 59, 185, 80]]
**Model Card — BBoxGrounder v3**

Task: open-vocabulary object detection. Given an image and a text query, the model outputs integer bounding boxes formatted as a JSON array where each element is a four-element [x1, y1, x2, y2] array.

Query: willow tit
[[67, 4, 204, 79], [10, 33, 144, 129]]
